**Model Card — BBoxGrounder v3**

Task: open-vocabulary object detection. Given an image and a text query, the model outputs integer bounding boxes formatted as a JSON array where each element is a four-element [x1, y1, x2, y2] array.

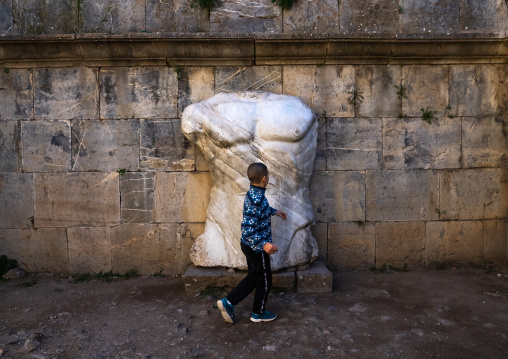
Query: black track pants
[[227, 243, 272, 315]]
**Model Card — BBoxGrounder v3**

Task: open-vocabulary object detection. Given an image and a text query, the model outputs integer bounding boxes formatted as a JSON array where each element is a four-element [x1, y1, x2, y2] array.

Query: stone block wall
[[0, 0, 507, 274], [1, 0, 507, 36], [0, 62, 506, 274]]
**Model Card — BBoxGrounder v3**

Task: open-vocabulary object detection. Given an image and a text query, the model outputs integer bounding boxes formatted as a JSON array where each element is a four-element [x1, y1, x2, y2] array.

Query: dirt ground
[[1, 267, 507, 359]]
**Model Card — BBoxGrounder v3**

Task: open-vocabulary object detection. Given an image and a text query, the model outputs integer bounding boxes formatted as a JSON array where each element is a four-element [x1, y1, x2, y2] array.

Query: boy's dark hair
[[247, 162, 268, 184]]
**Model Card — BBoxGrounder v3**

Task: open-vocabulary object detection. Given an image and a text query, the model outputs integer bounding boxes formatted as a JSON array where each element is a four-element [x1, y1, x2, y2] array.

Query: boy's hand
[[263, 242, 278, 255], [275, 211, 287, 220]]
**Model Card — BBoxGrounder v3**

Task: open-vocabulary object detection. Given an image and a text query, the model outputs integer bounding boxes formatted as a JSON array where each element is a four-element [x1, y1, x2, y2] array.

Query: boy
[[217, 162, 287, 323]]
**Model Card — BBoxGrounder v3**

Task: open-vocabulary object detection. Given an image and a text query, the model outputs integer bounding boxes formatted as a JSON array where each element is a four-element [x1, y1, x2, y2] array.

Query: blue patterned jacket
[[241, 184, 277, 252]]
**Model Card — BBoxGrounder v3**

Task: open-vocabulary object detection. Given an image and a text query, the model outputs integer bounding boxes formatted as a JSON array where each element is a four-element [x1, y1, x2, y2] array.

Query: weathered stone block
[[283, 0, 339, 34], [182, 265, 296, 294], [0, 69, 33, 120], [462, 117, 508, 168], [499, 65, 508, 114], [311, 222, 328, 263], [449, 65, 500, 117], [283, 66, 355, 118], [215, 67, 282, 94], [399, 0, 460, 35], [120, 172, 154, 224], [21, 120, 71, 172], [375, 222, 425, 267], [180, 223, 205, 274], [440, 169, 508, 220], [34, 172, 120, 227], [0, 228, 69, 272], [10, 0, 96, 34], [356, 66, 401, 118], [366, 170, 438, 221], [402, 65, 449, 118], [68, 227, 111, 274], [483, 220, 507, 263], [328, 222, 376, 268], [34, 68, 99, 120], [182, 265, 246, 294], [83, 0, 145, 33], [154, 172, 212, 223], [297, 261, 332, 293], [425, 221, 483, 265], [310, 171, 365, 223], [10, 0, 49, 34], [178, 67, 215, 117], [327, 118, 382, 170], [383, 117, 461, 169], [272, 270, 296, 291], [100, 67, 178, 119], [0, 173, 33, 228], [459, 0, 508, 35], [0, 121, 20, 172], [146, 0, 209, 32], [0, 0, 12, 35], [210, 0, 281, 33], [71, 119, 139, 172], [314, 117, 326, 171], [111, 224, 180, 275], [140, 119, 194, 171], [340, 0, 399, 35]]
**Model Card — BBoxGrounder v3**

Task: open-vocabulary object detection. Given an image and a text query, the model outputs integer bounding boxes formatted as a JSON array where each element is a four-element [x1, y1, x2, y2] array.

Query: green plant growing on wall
[[117, 168, 127, 176], [347, 89, 364, 107], [3, 68, 9, 74], [435, 208, 447, 219], [395, 85, 407, 100], [397, 5, 404, 14], [397, 112, 408, 119], [421, 107, 437, 124], [190, 0, 218, 11], [271, 0, 298, 10], [174, 65, 184, 81], [316, 58, 327, 68], [446, 105, 455, 118]]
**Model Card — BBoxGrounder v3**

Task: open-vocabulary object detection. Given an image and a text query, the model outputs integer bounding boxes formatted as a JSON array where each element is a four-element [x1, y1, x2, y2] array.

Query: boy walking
[[217, 162, 287, 323]]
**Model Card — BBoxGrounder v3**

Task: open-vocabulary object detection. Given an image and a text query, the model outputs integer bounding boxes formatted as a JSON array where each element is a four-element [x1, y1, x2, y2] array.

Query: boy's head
[[247, 162, 269, 187]]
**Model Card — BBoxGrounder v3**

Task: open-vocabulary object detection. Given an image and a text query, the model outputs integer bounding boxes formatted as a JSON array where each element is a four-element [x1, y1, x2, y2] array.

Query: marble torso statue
[[181, 92, 318, 270]]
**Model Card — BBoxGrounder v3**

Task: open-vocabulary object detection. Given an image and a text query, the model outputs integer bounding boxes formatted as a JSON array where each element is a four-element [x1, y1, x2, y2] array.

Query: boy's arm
[[263, 242, 278, 254], [274, 210, 287, 220]]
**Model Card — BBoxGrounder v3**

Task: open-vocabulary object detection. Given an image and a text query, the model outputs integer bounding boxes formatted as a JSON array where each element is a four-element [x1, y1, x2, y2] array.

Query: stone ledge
[[297, 261, 333, 293], [182, 265, 295, 294], [0, 35, 506, 68], [182, 261, 333, 294]]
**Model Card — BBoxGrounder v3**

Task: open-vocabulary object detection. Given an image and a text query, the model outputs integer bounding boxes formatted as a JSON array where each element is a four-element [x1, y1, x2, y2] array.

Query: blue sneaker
[[217, 298, 234, 324], [250, 310, 277, 322]]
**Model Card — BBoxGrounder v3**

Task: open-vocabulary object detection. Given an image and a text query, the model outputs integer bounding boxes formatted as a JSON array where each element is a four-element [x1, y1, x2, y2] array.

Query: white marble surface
[[182, 91, 318, 270]]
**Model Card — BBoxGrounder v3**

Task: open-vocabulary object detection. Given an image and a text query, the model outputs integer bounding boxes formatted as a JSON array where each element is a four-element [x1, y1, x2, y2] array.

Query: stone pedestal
[[182, 261, 332, 294]]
